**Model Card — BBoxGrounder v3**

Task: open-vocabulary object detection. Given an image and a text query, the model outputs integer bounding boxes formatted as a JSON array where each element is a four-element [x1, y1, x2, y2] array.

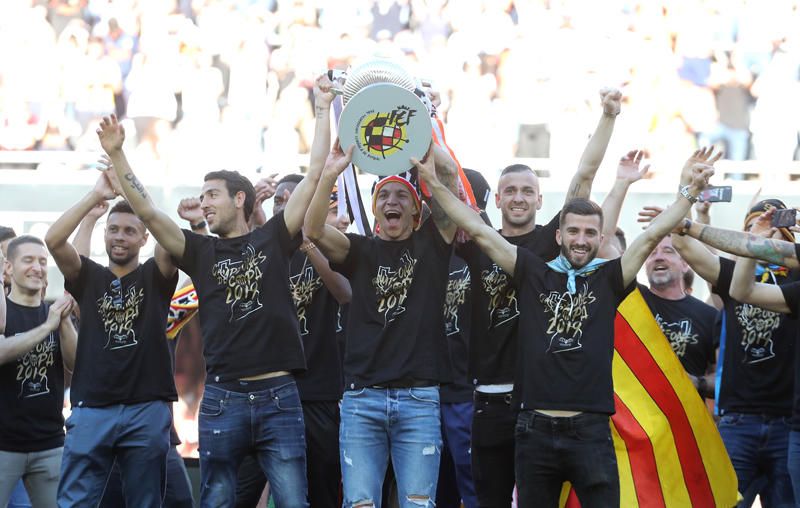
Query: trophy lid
[[338, 82, 432, 176], [342, 57, 417, 106]]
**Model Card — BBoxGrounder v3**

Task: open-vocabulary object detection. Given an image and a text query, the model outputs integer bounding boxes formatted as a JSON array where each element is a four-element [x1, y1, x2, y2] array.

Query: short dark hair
[[277, 174, 304, 186], [500, 164, 535, 177], [0, 226, 16, 243], [204, 170, 256, 221], [107, 200, 145, 232], [7, 235, 45, 260], [615, 227, 627, 252], [559, 198, 604, 231]]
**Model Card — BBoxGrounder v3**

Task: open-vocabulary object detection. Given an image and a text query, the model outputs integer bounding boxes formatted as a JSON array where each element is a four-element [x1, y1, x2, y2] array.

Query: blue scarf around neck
[[546, 254, 609, 294]]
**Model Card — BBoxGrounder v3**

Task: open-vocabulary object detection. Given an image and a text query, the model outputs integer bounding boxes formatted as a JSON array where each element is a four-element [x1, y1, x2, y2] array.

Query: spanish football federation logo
[[359, 106, 417, 159]]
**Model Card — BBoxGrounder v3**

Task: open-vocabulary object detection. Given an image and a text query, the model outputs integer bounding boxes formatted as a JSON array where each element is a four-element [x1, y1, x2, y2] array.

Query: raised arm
[[304, 142, 354, 265], [0, 296, 70, 366], [282, 74, 336, 237], [414, 146, 516, 274], [565, 88, 621, 201], [599, 150, 650, 258], [729, 209, 792, 313], [428, 143, 459, 243], [681, 220, 798, 269], [249, 174, 278, 229], [98, 116, 185, 261], [72, 201, 109, 257], [622, 164, 714, 285], [45, 173, 117, 282]]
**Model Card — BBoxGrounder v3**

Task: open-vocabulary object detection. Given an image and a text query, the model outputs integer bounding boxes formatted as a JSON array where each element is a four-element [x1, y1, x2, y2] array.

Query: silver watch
[[679, 185, 698, 204]]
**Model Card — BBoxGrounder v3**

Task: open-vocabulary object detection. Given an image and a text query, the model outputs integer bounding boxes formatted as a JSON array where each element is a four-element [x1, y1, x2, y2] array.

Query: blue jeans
[[515, 411, 618, 508], [198, 381, 308, 508], [57, 401, 171, 508], [340, 386, 442, 508], [788, 430, 800, 507], [7, 480, 31, 508], [718, 413, 794, 508]]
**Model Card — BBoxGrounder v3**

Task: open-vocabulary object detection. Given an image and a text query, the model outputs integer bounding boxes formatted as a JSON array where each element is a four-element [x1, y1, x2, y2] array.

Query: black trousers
[[234, 400, 341, 508], [470, 391, 516, 507], [514, 410, 619, 508], [99, 446, 194, 508]]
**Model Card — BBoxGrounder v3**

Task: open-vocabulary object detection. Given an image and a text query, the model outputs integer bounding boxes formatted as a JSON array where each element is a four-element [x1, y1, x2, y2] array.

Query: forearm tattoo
[[124, 173, 147, 199], [697, 224, 795, 266]]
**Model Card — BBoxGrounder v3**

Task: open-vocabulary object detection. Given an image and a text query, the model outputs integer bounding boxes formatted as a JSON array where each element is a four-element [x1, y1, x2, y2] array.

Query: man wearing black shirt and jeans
[[0, 236, 76, 507], [97, 76, 337, 507], [305, 140, 458, 506], [45, 175, 178, 507], [461, 88, 621, 506], [641, 236, 717, 398], [671, 199, 798, 506], [417, 147, 714, 507]]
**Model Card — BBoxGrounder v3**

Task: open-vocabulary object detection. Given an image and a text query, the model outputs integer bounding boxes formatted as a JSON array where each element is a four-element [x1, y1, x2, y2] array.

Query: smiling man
[[45, 174, 178, 508], [304, 140, 458, 507]]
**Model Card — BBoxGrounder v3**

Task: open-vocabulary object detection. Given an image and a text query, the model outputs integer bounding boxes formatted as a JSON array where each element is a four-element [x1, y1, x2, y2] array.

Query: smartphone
[[697, 186, 732, 203], [772, 208, 797, 228]]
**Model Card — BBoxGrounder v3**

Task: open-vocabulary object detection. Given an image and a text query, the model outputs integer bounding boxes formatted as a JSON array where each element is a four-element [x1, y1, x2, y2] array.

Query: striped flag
[[560, 288, 738, 507]]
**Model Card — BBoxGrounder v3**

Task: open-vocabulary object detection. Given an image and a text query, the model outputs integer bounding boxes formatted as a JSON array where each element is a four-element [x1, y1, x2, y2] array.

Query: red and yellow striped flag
[[560, 288, 737, 507]]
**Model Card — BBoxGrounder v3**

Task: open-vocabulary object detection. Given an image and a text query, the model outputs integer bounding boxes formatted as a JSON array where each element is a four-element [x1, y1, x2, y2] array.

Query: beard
[[560, 242, 597, 269]]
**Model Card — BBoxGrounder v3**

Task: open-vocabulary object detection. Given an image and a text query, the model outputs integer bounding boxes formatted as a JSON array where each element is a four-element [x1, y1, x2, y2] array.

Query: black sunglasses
[[110, 278, 123, 310]]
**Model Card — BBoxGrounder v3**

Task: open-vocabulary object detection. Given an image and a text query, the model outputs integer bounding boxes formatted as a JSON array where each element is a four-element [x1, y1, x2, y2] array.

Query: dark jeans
[[199, 380, 308, 508], [234, 400, 341, 508], [440, 401, 478, 508], [57, 401, 171, 508], [787, 430, 800, 506], [514, 410, 619, 508], [471, 392, 516, 507], [100, 446, 194, 507], [718, 412, 794, 508]]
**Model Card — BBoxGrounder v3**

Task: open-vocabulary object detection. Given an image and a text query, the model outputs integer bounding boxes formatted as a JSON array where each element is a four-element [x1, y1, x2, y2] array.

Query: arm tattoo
[[430, 198, 453, 231], [697, 224, 795, 266], [124, 173, 147, 199]]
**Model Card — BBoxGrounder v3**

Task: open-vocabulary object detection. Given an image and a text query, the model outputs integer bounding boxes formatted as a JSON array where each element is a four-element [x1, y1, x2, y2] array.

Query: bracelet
[[679, 185, 698, 204], [190, 220, 207, 231], [300, 242, 317, 253], [678, 218, 692, 236]]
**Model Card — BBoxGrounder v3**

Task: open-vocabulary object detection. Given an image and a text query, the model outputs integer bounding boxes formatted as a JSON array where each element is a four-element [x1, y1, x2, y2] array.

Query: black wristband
[[190, 220, 207, 231]]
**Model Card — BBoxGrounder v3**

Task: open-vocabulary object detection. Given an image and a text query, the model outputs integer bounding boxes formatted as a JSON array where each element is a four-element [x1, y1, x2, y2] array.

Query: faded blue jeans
[[340, 386, 442, 508], [198, 380, 308, 508]]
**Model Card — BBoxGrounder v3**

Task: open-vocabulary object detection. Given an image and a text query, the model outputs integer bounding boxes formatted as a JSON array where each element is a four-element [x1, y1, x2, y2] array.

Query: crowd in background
[[1, 0, 800, 181]]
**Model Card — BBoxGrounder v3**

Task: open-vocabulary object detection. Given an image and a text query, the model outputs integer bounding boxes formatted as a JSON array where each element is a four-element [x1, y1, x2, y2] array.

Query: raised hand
[[254, 174, 279, 204], [637, 205, 663, 229], [688, 162, 715, 194], [93, 171, 118, 201], [749, 209, 776, 238], [177, 197, 204, 225], [86, 200, 110, 220], [600, 87, 623, 117], [46, 296, 73, 330], [96, 115, 126, 153], [410, 143, 437, 185], [616, 149, 650, 184], [682, 146, 722, 179], [314, 73, 337, 110], [322, 138, 354, 179]]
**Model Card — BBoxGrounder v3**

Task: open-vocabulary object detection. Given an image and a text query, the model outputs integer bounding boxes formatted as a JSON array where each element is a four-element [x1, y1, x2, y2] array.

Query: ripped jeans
[[340, 386, 442, 507]]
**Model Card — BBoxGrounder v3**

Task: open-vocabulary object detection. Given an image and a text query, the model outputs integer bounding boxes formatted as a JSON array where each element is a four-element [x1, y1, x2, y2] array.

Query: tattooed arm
[[429, 143, 459, 243], [565, 88, 620, 202], [97, 115, 186, 261], [682, 220, 799, 268], [729, 210, 792, 313], [414, 147, 516, 274]]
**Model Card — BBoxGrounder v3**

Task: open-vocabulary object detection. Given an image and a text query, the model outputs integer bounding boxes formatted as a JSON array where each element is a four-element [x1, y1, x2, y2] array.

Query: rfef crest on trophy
[[334, 58, 432, 176]]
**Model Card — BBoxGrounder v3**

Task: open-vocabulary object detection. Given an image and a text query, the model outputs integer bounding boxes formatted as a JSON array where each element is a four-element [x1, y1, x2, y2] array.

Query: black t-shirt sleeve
[[268, 211, 303, 257], [780, 281, 800, 319], [64, 256, 97, 299], [712, 257, 733, 298], [512, 247, 545, 287], [333, 233, 367, 278], [613, 258, 637, 301], [147, 257, 179, 295], [174, 229, 205, 275]]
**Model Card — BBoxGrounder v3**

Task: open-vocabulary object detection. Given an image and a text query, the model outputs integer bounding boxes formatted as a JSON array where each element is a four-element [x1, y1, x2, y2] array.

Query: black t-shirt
[[289, 250, 344, 401], [459, 213, 560, 386], [441, 255, 473, 403], [513, 253, 635, 414], [639, 285, 718, 377], [778, 273, 800, 429], [333, 218, 453, 389], [176, 212, 305, 381], [66, 257, 178, 408], [0, 300, 64, 452], [714, 257, 797, 416]]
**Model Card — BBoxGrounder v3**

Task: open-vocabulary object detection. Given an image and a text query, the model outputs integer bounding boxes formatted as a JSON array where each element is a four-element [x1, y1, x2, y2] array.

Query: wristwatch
[[678, 218, 692, 236], [679, 185, 698, 204], [190, 220, 207, 231]]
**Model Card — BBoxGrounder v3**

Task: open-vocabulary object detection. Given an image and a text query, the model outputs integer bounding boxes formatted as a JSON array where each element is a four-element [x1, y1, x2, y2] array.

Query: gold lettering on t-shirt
[[97, 286, 145, 350], [212, 245, 267, 321], [290, 264, 323, 335], [735, 303, 781, 363], [481, 264, 519, 328], [443, 265, 470, 336], [539, 286, 596, 353], [373, 251, 416, 324], [15, 331, 57, 398]]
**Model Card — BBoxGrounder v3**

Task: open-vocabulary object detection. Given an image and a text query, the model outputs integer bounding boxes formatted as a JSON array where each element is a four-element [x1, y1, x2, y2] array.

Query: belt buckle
[[503, 393, 513, 405]]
